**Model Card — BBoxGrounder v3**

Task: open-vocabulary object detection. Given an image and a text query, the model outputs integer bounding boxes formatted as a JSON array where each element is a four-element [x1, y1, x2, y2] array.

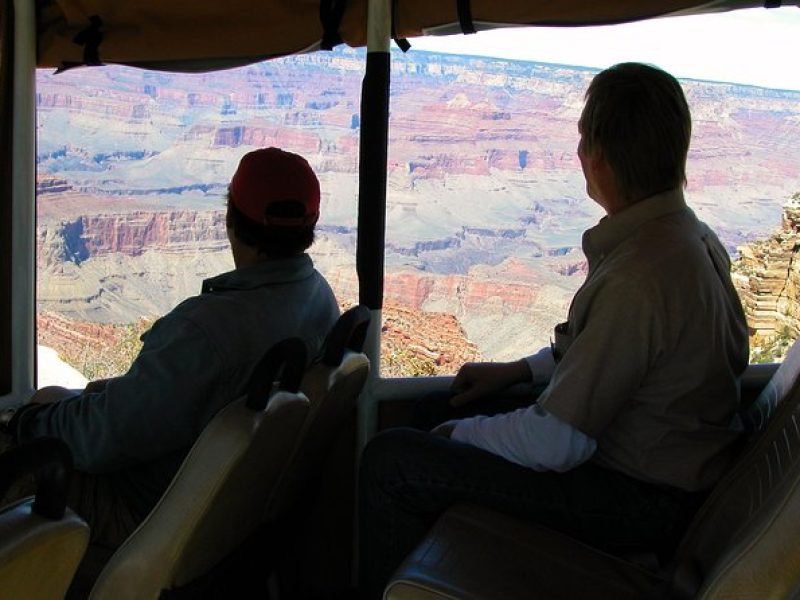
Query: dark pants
[[2, 432, 150, 598], [358, 392, 704, 600], [1, 431, 139, 548]]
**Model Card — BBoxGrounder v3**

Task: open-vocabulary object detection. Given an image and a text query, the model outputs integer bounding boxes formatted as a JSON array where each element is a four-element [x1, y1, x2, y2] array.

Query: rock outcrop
[[37, 311, 152, 380], [733, 195, 800, 360], [37, 198, 228, 269], [380, 301, 481, 377], [38, 303, 480, 381]]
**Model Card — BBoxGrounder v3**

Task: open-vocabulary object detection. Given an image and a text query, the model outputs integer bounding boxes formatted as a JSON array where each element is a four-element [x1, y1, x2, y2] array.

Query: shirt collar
[[582, 188, 689, 265], [201, 254, 314, 293]]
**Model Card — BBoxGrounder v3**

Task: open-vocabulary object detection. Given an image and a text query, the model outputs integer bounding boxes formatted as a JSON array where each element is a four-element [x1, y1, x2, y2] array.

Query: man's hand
[[450, 360, 531, 407], [29, 386, 77, 405]]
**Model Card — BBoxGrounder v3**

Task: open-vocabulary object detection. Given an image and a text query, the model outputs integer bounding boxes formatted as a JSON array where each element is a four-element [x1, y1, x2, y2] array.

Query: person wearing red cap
[[1, 148, 339, 551]]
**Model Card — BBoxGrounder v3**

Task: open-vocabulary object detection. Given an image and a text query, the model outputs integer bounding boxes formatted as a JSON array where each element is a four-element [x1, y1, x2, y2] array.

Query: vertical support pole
[[353, 6, 393, 586], [356, 0, 391, 447], [0, 0, 14, 398], [0, 0, 35, 404]]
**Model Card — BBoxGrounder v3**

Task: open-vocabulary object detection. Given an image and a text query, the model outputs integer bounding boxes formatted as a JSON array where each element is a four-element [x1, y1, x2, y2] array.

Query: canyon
[[34, 47, 800, 376]]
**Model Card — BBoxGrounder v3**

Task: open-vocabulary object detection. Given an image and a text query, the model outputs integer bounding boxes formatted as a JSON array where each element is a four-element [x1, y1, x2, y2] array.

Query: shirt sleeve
[[523, 346, 557, 386], [18, 312, 227, 474], [451, 404, 597, 471], [538, 276, 660, 438]]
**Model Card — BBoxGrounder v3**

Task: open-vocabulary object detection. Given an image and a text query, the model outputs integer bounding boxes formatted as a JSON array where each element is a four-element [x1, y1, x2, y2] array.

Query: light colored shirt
[[452, 345, 597, 472], [455, 189, 749, 491], [540, 189, 748, 491]]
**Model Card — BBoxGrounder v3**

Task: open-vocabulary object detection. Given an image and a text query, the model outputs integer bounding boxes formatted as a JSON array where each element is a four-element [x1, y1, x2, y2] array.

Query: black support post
[[356, 50, 390, 310]]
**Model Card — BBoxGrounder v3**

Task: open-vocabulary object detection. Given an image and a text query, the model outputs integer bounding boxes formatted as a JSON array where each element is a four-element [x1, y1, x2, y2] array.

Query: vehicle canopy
[[34, 0, 794, 71]]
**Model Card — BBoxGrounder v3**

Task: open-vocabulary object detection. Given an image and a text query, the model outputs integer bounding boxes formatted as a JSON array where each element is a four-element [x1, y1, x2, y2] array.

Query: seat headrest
[[246, 337, 307, 410], [321, 305, 370, 368]]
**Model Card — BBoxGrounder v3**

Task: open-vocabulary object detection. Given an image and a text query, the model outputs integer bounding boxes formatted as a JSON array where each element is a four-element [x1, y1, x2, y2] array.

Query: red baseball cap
[[229, 147, 320, 226]]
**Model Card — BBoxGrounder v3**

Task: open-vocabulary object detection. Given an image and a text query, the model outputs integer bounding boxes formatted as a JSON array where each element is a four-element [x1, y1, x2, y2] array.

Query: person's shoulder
[[311, 267, 337, 291], [603, 220, 695, 286], [163, 292, 237, 326], [628, 209, 711, 255], [620, 213, 729, 292]]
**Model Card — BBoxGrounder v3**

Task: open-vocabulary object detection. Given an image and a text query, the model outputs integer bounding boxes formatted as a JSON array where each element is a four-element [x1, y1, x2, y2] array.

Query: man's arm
[[16, 312, 227, 474], [434, 347, 593, 471], [83, 378, 115, 394], [536, 277, 658, 438], [439, 275, 657, 470], [445, 405, 597, 471], [29, 386, 80, 404], [449, 347, 556, 407]]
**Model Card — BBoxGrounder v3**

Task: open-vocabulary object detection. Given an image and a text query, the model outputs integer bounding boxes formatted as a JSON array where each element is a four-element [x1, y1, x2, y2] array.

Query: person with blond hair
[[359, 63, 749, 599]]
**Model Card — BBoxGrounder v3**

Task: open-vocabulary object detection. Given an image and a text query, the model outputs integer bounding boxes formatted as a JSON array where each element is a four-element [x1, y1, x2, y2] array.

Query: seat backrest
[[0, 439, 89, 600], [264, 305, 371, 522], [90, 338, 310, 600], [669, 345, 800, 599], [739, 339, 800, 432]]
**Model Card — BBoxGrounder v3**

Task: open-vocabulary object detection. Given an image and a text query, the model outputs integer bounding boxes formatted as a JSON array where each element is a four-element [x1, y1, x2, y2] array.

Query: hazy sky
[[409, 7, 800, 91]]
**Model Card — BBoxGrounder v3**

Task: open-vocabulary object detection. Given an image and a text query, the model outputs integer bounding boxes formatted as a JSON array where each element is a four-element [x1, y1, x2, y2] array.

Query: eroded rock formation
[[380, 301, 482, 376], [33, 48, 800, 369], [733, 196, 800, 360]]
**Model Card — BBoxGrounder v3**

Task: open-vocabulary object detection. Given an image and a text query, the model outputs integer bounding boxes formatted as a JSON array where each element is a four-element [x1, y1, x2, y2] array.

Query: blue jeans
[[358, 393, 704, 599]]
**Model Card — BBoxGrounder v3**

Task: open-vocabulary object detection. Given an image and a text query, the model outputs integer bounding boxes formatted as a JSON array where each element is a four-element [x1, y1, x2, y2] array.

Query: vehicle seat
[[385, 503, 664, 600], [385, 344, 800, 599], [89, 338, 310, 600], [739, 339, 800, 432], [669, 349, 800, 598], [0, 438, 90, 600], [265, 304, 371, 522]]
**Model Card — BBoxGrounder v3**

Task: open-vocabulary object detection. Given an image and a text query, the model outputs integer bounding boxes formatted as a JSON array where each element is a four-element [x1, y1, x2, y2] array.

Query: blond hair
[[579, 63, 691, 204]]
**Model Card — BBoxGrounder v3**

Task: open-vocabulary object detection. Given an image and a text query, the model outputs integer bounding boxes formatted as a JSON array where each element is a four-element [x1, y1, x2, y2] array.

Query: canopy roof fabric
[[36, 0, 796, 72]]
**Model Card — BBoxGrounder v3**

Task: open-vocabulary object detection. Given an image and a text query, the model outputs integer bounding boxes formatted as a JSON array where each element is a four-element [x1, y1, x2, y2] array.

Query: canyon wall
[[734, 195, 800, 361], [34, 48, 800, 374]]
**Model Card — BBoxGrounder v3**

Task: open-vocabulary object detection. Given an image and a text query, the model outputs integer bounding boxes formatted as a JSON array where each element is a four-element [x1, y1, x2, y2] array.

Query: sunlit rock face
[[380, 301, 482, 377], [734, 199, 800, 359]]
